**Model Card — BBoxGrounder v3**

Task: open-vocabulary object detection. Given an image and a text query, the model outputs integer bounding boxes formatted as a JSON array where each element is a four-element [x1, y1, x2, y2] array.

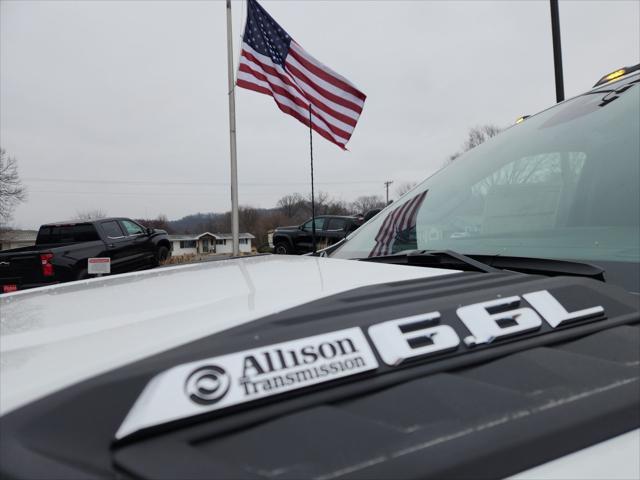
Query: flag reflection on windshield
[[369, 190, 428, 257]]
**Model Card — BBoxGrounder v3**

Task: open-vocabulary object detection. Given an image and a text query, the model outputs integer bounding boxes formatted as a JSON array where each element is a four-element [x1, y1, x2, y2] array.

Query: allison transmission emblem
[[116, 327, 377, 440], [185, 365, 230, 405]]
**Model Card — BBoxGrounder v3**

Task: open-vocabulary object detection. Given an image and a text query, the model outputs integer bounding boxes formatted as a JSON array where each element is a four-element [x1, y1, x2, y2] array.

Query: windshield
[[332, 77, 640, 285]]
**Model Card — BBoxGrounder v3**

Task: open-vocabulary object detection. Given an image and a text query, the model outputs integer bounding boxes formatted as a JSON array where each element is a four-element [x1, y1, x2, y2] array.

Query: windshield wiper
[[361, 250, 606, 281], [360, 250, 499, 273], [471, 254, 606, 281]]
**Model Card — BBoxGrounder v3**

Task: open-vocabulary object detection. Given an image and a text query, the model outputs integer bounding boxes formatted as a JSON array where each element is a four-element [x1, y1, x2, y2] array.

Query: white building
[[168, 232, 255, 256], [212, 233, 255, 254], [0, 230, 38, 251]]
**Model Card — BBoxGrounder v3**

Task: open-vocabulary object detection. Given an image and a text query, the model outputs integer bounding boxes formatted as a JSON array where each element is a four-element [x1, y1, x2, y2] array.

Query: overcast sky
[[1, 0, 639, 229]]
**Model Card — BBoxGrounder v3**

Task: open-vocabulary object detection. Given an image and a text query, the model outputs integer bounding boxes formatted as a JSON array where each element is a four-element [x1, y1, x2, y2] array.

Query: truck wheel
[[274, 242, 292, 255], [76, 268, 89, 280], [156, 246, 170, 265]]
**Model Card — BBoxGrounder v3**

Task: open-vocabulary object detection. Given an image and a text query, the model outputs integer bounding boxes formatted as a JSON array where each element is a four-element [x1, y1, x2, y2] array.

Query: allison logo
[[238, 336, 367, 397], [184, 365, 230, 405]]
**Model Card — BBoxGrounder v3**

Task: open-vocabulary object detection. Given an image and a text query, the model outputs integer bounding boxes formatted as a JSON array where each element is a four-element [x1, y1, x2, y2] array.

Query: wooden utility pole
[[384, 180, 393, 204]]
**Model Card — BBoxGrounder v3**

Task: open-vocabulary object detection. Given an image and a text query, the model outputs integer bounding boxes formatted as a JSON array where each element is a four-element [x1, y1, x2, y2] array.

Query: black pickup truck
[[0, 218, 171, 293], [272, 215, 362, 254]]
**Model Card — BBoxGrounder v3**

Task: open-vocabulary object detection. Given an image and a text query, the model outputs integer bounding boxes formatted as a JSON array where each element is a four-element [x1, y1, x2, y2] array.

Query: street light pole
[[225, 0, 240, 256], [550, 0, 565, 103]]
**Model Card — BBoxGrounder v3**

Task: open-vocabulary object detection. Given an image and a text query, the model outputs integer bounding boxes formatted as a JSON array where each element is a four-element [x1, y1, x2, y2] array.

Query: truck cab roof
[[40, 217, 139, 227]]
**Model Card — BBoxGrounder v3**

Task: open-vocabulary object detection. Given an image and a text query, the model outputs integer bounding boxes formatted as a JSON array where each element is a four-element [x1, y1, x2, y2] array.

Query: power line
[[27, 185, 381, 198], [28, 190, 227, 197], [23, 177, 386, 187]]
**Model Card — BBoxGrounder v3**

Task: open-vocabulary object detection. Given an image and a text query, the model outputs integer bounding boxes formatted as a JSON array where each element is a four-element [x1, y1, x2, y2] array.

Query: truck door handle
[[107, 244, 115, 249]]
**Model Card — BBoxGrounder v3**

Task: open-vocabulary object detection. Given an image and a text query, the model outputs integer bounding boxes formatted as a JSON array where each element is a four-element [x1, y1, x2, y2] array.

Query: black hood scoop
[[1, 271, 638, 479]]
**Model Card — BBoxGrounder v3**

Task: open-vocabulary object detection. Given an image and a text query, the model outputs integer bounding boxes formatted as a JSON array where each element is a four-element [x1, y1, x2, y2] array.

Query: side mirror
[[299, 224, 305, 231], [146, 227, 154, 236]]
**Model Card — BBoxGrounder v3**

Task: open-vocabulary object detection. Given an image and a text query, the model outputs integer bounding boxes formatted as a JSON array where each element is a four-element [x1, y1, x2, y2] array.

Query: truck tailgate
[[0, 252, 43, 292]]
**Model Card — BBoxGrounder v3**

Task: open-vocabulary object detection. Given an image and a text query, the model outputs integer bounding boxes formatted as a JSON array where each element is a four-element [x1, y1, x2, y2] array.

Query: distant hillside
[[139, 191, 379, 246], [168, 212, 227, 234], [161, 209, 281, 248]]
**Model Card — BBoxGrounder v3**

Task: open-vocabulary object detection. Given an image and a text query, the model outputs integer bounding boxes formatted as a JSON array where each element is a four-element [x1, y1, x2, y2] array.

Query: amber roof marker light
[[593, 64, 640, 87]]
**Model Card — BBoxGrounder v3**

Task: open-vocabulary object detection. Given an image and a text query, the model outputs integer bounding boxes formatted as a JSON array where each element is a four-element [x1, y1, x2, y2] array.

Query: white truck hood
[[0, 255, 455, 416]]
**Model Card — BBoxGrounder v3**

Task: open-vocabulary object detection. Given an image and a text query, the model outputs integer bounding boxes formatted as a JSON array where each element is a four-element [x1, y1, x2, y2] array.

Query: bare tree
[[277, 193, 305, 218], [277, 191, 354, 220], [395, 182, 417, 198], [75, 209, 108, 221], [472, 152, 579, 197], [323, 199, 350, 215], [304, 191, 330, 215], [463, 125, 502, 151], [256, 210, 288, 249], [0, 149, 26, 224], [135, 214, 174, 233], [208, 211, 231, 233], [448, 124, 503, 162], [239, 206, 261, 234], [351, 195, 385, 214]]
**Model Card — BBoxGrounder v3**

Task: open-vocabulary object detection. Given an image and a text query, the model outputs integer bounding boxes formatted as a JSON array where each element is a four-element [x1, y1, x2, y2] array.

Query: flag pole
[[226, 0, 240, 256], [309, 105, 317, 254], [549, 0, 565, 103]]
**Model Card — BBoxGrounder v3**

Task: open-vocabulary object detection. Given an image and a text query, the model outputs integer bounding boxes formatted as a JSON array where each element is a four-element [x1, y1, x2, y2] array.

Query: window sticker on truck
[[87, 257, 111, 275]]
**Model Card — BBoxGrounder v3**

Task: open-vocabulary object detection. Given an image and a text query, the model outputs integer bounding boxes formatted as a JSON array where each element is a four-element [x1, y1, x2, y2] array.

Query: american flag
[[369, 191, 428, 257], [236, 0, 366, 149]]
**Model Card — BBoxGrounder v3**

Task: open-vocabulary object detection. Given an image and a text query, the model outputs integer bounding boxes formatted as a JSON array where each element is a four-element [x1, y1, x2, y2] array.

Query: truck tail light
[[40, 253, 54, 277]]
